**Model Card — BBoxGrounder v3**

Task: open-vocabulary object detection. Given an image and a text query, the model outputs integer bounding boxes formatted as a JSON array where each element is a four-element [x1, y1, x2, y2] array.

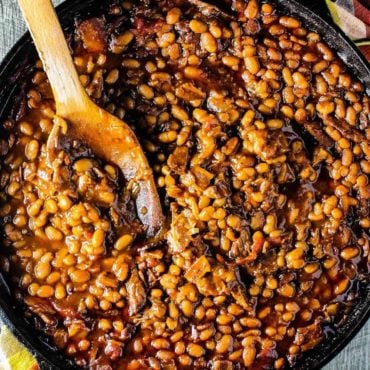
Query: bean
[[115, 31, 134, 46], [200, 32, 217, 53], [79, 74, 89, 87], [187, 343, 204, 358], [179, 355, 192, 366], [46, 271, 61, 284], [34, 261, 51, 280], [19, 121, 34, 136], [63, 254, 76, 266], [184, 66, 203, 80], [158, 32, 176, 48], [170, 331, 183, 343], [7, 182, 21, 196], [265, 326, 277, 337], [172, 105, 189, 121], [282, 312, 294, 322], [166, 7, 181, 24], [58, 195, 72, 211], [28, 283, 40, 296], [316, 100, 334, 115], [317, 42, 334, 61], [341, 149, 353, 167], [339, 74, 351, 88], [105, 69, 119, 84], [305, 263, 320, 274], [215, 313, 232, 325], [282, 67, 294, 86], [13, 214, 27, 227], [74, 158, 93, 172], [44, 199, 58, 214], [279, 16, 301, 28], [138, 84, 154, 99], [292, 72, 308, 89], [181, 299, 193, 317], [189, 19, 207, 33], [266, 277, 278, 290], [92, 229, 105, 248], [313, 60, 329, 73], [122, 59, 140, 69], [240, 317, 261, 328], [27, 199, 43, 217], [45, 226, 63, 241], [37, 285, 54, 298], [283, 87, 295, 104], [266, 119, 283, 129], [0, 204, 11, 217], [243, 347, 256, 367], [360, 218, 370, 228], [159, 131, 177, 143], [199, 206, 215, 221], [216, 334, 233, 353], [262, 3, 273, 13], [115, 234, 134, 250], [286, 302, 300, 312], [340, 247, 359, 260], [209, 23, 222, 38], [151, 338, 170, 350], [25, 140, 39, 160], [199, 327, 215, 341], [279, 105, 293, 119], [222, 55, 240, 70], [174, 341, 185, 355], [269, 24, 285, 36], [97, 272, 118, 288], [244, 56, 260, 75], [100, 299, 112, 311], [315, 83, 327, 101], [113, 262, 129, 284], [97, 319, 112, 332], [299, 309, 312, 322], [279, 283, 295, 297], [229, 349, 242, 361], [70, 270, 90, 283], [334, 278, 350, 295], [346, 106, 357, 126], [78, 339, 90, 352], [245, 0, 258, 19], [157, 350, 175, 361], [303, 52, 318, 62]]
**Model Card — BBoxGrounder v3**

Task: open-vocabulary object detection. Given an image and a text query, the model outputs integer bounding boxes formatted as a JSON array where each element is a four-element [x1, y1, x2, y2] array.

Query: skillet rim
[[0, 0, 369, 369]]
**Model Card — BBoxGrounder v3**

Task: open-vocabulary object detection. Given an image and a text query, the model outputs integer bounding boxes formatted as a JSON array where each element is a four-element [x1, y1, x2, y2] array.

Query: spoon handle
[[17, 0, 89, 116]]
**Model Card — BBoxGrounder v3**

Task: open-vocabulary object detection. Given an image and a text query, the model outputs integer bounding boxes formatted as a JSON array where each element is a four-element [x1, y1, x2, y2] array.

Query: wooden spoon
[[17, 0, 164, 237]]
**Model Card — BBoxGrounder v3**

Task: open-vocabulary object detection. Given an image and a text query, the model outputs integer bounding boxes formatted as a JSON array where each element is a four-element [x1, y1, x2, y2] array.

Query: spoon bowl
[[18, 0, 164, 236]]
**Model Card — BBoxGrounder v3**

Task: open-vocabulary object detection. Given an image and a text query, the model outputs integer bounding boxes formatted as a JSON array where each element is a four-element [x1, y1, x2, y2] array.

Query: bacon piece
[[126, 269, 147, 316], [77, 18, 107, 53]]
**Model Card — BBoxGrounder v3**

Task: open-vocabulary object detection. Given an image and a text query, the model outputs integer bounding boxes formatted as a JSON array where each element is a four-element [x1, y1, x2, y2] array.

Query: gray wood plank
[[0, 0, 369, 369]]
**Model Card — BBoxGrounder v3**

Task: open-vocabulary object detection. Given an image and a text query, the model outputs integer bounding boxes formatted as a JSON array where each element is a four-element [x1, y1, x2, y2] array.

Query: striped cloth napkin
[[0, 327, 37, 370], [0, 1, 369, 369], [325, 0, 370, 59]]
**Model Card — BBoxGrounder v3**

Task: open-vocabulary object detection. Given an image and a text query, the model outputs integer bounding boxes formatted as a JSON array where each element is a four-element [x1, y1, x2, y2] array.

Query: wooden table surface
[[0, 0, 369, 369]]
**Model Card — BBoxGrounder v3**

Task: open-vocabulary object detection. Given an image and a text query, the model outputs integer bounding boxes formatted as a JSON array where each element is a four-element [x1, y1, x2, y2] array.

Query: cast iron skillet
[[0, 0, 369, 369]]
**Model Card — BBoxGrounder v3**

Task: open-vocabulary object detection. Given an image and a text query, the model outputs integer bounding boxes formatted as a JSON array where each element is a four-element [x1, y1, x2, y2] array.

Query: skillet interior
[[0, 0, 368, 369]]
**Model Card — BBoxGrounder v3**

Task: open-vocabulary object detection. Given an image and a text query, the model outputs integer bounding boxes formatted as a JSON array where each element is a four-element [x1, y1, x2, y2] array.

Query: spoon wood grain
[[17, 0, 164, 237]]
